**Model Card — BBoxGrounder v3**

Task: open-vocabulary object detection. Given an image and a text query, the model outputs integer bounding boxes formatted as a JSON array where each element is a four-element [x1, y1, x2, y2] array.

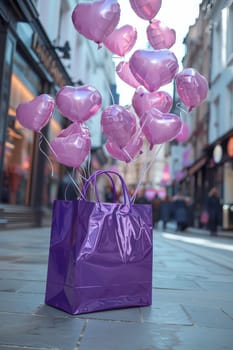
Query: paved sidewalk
[[0, 227, 233, 349]]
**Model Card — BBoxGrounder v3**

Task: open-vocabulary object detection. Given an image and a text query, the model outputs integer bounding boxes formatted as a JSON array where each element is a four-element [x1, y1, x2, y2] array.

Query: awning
[[188, 157, 207, 176]]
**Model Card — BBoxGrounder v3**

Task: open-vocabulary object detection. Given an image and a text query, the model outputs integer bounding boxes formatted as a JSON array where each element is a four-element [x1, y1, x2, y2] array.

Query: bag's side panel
[[45, 200, 84, 313]]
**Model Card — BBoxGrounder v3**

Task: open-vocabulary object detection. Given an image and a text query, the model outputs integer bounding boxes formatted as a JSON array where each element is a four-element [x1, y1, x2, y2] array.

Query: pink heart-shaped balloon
[[129, 0, 162, 20], [50, 122, 91, 168], [116, 61, 141, 88], [16, 94, 55, 132], [55, 85, 102, 123], [175, 68, 209, 111], [129, 49, 179, 92], [103, 24, 137, 57], [175, 122, 190, 143], [132, 86, 173, 117], [101, 105, 136, 148], [106, 129, 144, 163], [147, 20, 176, 50], [140, 108, 182, 148], [72, 0, 121, 44]]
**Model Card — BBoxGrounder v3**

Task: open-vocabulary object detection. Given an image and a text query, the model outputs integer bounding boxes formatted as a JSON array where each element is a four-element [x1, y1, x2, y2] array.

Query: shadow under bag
[[45, 170, 153, 315]]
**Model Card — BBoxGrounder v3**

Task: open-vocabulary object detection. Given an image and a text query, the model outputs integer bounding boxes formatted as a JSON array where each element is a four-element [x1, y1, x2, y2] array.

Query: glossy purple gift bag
[[45, 170, 153, 315]]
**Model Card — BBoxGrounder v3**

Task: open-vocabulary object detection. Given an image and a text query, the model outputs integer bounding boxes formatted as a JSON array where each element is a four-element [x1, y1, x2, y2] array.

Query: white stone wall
[[209, 4, 233, 144]]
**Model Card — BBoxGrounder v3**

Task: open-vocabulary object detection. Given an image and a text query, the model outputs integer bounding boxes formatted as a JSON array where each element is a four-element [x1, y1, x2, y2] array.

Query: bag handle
[[82, 170, 117, 202], [82, 170, 131, 206]]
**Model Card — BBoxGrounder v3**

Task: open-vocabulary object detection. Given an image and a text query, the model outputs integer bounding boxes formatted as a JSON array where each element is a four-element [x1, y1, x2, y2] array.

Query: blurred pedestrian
[[172, 190, 189, 232], [134, 187, 150, 204], [104, 184, 115, 202], [159, 194, 172, 230], [152, 194, 161, 228], [206, 187, 221, 236], [57, 174, 78, 200]]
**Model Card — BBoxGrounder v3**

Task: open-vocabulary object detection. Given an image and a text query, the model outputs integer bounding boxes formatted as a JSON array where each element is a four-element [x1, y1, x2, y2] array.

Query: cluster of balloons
[[16, 85, 102, 168], [71, 0, 208, 156], [16, 0, 209, 169]]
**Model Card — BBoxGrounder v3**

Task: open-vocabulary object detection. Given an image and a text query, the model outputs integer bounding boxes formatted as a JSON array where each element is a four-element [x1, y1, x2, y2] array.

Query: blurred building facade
[[0, 0, 117, 228], [167, 0, 233, 229]]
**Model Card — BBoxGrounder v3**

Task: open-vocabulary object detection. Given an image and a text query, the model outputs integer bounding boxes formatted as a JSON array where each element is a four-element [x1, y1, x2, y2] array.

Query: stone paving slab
[[0, 228, 233, 349], [0, 313, 84, 350], [183, 304, 233, 329], [0, 291, 45, 313]]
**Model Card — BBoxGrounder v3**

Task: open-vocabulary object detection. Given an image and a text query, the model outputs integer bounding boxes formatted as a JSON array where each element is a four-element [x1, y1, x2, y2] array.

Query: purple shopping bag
[[45, 170, 153, 315]]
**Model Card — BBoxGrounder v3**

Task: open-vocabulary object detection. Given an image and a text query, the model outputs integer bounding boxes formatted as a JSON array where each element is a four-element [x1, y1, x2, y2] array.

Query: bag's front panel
[[45, 197, 153, 315], [72, 201, 153, 314]]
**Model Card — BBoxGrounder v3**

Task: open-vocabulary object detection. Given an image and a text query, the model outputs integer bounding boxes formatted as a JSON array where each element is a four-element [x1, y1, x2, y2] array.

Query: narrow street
[[0, 227, 233, 349]]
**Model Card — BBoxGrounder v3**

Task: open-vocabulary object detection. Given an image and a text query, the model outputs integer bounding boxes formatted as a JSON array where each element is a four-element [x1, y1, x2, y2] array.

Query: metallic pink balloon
[[140, 108, 182, 148], [55, 85, 102, 123], [132, 86, 173, 117], [147, 20, 176, 50], [175, 122, 190, 143], [101, 105, 136, 148], [116, 61, 141, 88], [16, 94, 55, 132], [103, 24, 137, 57], [129, 0, 162, 20], [106, 129, 144, 163], [129, 49, 179, 92], [175, 68, 209, 111], [72, 0, 120, 44], [50, 122, 91, 168]]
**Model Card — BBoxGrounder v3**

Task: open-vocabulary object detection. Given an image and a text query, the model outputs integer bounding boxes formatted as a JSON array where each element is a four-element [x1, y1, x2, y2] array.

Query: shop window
[[3, 73, 35, 205], [2, 46, 42, 206]]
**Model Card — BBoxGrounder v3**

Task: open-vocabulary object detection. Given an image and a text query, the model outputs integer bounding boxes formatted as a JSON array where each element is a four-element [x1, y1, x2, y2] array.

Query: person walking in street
[[172, 190, 189, 232], [158, 194, 172, 230], [151, 193, 161, 229], [206, 187, 221, 236]]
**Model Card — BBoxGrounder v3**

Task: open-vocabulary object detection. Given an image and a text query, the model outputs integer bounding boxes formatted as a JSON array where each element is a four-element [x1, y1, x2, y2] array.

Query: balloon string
[[79, 172, 96, 201], [38, 132, 54, 177], [106, 78, 115, 105], [131, 143, 163, 203], [176, 102, 188, 122], [86, 150, 92, 179], [66, 169, 86, 200], [122, 148, 133, 163]]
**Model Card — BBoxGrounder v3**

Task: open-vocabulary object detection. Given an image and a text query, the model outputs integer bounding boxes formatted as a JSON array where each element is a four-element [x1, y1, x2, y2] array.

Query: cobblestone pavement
[[0, 227, 233, 350]]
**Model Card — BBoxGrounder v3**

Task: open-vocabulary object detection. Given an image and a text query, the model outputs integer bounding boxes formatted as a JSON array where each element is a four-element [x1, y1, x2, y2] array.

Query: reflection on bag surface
[[45, 170, 153, 315]]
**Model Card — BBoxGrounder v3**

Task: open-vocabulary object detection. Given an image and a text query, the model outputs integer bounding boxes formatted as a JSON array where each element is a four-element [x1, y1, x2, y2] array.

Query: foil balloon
[[106, 129, 144, 163], [16, 94, 55, 132], [116, 61, 141, 88], [175, 122, 190, 143], [50, 122, 91, 168], [103, 24, 137, 57], [129, 0, 162, 20], [129, 49, 179, 92], [55, 85, 102, 123], [175, 68, 209, 111], [147, 20, 176, 50], [140, 108, 182, 148], [132, 86, 173, 117], [72, 0, 121, 44], [101, 105, 136, 148]]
